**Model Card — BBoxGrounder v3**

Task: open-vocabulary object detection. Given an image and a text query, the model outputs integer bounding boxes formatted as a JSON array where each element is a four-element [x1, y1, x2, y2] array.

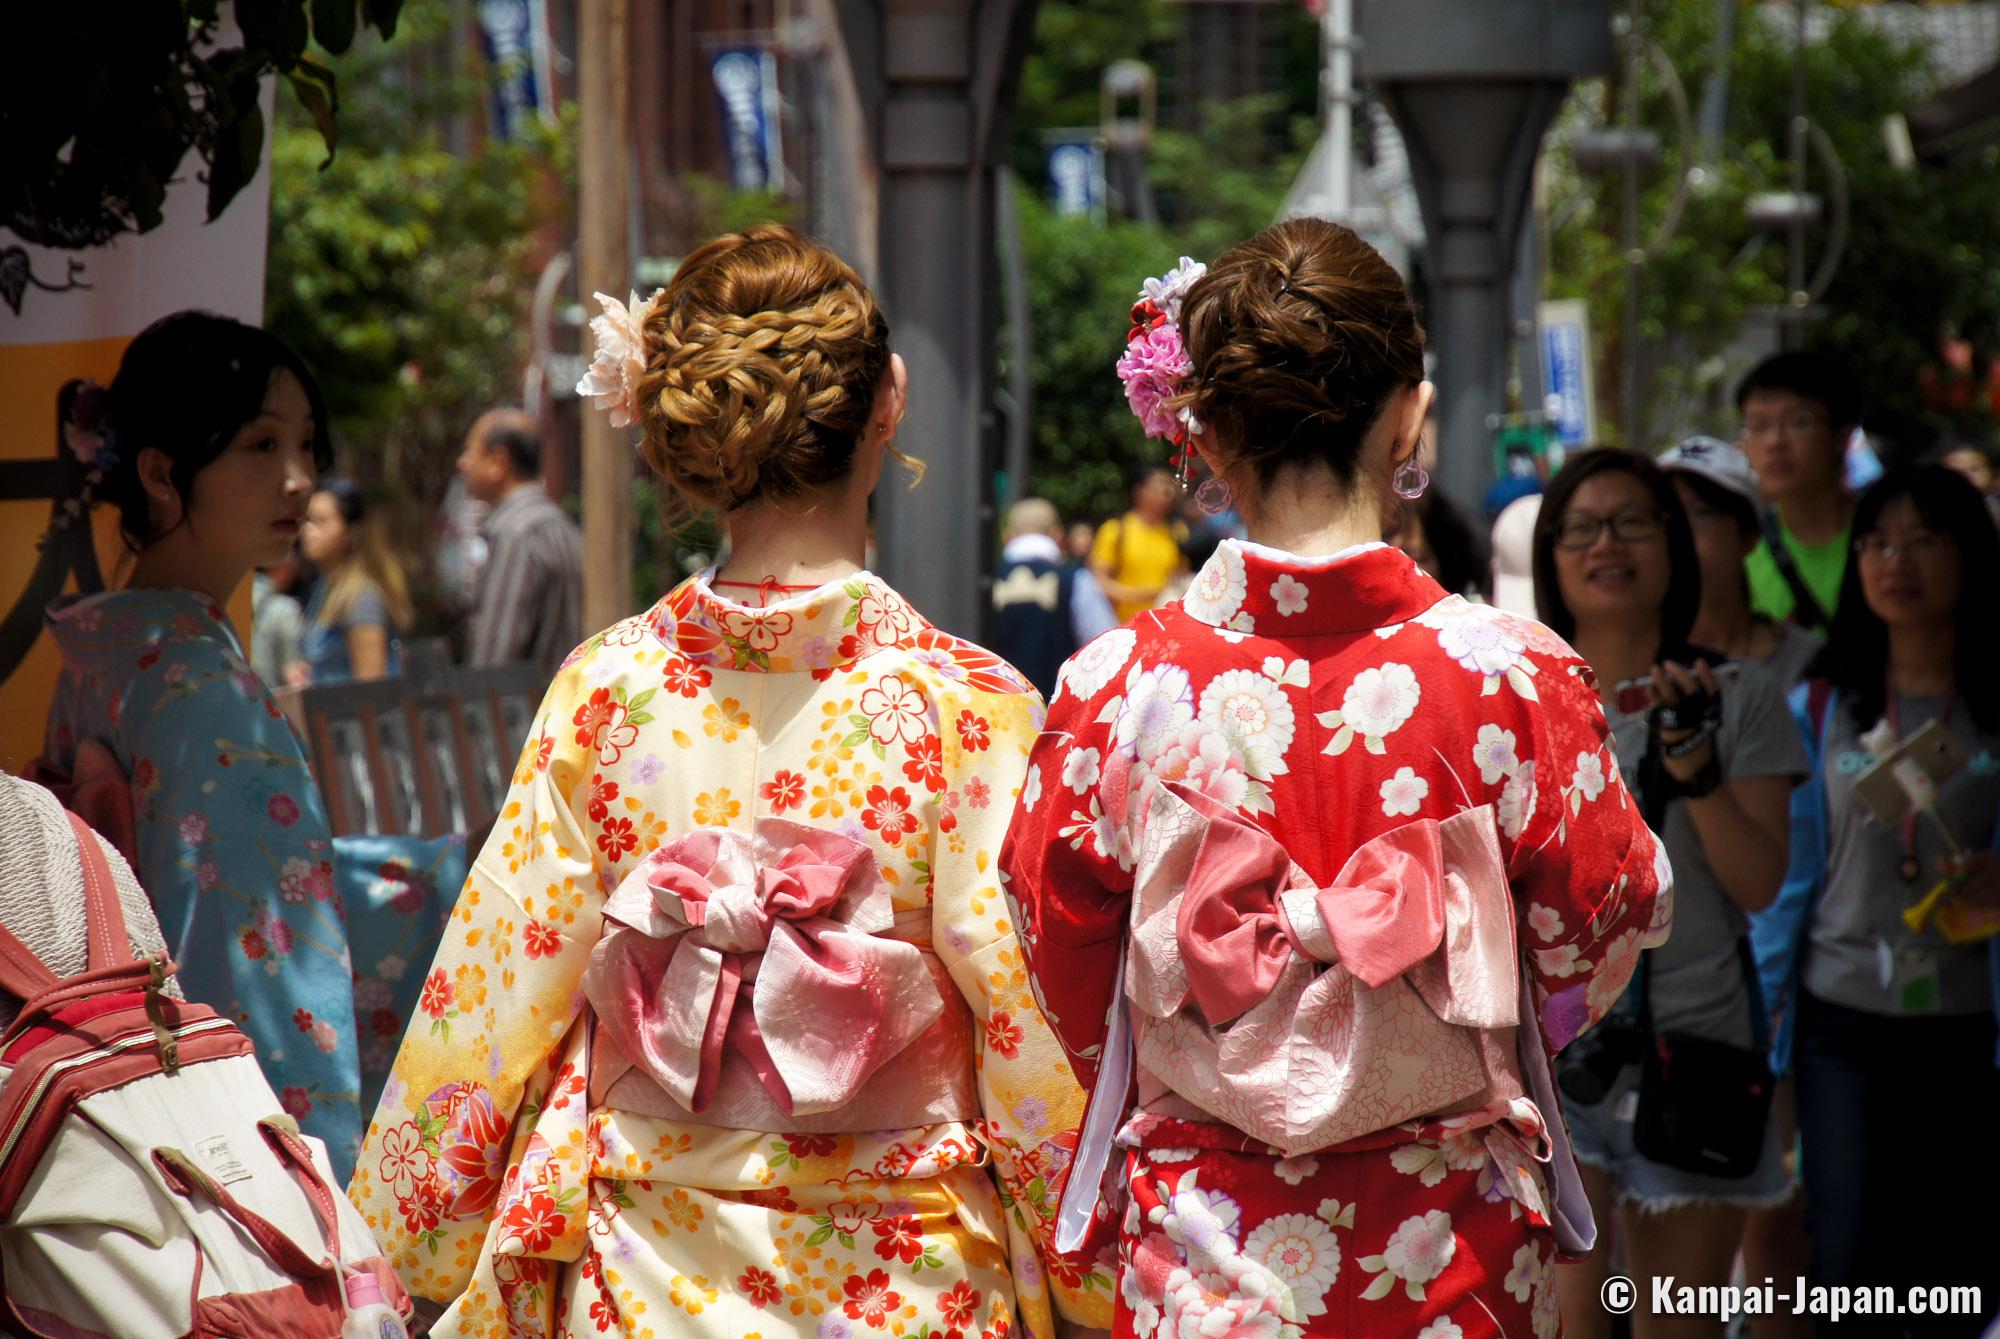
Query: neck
[[125, 534, 248, 608], [1690, 589, 1758, 661], [1888, 621, 1956, 697], [1776, 487, 1853, 545], [1242, 473, 1383, 557], [1572, 614, 1664, 700], [716, 488, 867, 599]]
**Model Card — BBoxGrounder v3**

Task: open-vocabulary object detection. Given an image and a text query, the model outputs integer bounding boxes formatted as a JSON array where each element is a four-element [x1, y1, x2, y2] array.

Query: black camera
[[1555, 1012, 1642, 1106]]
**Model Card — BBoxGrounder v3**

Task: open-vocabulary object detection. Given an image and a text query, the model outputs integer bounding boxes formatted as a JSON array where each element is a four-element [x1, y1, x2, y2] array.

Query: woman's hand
[[1942, 850, 2000, 911], [1651, 658, 1720, 784], [282, 661, 312, 689]]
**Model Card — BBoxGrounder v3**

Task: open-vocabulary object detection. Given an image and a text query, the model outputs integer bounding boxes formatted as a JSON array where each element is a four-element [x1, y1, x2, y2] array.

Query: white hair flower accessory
[[576, 288, 666, 429]]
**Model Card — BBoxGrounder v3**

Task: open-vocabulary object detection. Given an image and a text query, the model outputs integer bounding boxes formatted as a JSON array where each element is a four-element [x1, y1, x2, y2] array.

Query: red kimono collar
[[1178, 539, 1450, 636]]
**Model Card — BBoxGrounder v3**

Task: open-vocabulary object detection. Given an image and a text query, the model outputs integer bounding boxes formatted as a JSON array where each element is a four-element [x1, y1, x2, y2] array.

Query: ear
[[136, 446, 176, 503], [1190, 426, 1225, 479], [873, 353, 909, 444], [1390, 381, 1436, 466]]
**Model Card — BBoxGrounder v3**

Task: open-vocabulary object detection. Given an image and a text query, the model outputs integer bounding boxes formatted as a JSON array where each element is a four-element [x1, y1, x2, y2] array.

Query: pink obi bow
[[1124, 783, 1522, 1156], [582, 821, 941, 1116]]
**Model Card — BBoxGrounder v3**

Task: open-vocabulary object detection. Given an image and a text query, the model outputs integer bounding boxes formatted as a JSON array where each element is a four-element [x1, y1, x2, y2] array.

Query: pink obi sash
[[1056, 781, 1597, 1255], [582, 821, 975, 1134], [1128, 783, 1525, 1157]]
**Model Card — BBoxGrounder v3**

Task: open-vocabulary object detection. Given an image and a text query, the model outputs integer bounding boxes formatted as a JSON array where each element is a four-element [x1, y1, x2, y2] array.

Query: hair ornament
[[576, 288, 668, 429], [1116, 257, 1207, 472]]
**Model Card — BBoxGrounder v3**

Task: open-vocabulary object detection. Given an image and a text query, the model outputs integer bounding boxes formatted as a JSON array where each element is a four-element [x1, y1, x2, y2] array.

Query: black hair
[[485, 420, 542, 479], [79, 310, 331, 547], [1408, 488, 1487, 599], [316, 475, 369, 526], [1532, 447, 1703, 654], [1806, 464, 2000, 734], [1734, 350, 1862, 431], [1671, 470, 1761, 543], [1129, 463, 1174, 496]]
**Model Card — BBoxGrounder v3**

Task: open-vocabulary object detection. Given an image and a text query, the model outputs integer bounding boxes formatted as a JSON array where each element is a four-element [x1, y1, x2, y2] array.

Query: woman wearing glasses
[[1535, 449, 1807, 1339], [1757, 465, 2000, 1333]]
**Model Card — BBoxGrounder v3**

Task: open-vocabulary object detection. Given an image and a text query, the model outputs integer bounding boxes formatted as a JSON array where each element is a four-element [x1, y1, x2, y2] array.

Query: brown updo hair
[[634, 223, 902, 515], [1173, 217, 1425, 492]]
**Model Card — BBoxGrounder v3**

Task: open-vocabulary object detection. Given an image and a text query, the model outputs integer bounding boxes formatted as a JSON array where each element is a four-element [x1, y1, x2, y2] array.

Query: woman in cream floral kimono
[[351, 225, 1113, 1339]]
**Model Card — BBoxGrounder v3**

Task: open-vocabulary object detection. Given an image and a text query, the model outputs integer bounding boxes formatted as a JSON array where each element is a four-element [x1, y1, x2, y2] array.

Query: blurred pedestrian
[[1089, 463, 1187, 622], [1489, 492, 1541, 618], [991, 496, 1115, 698], [1738, 352, 1861, 635], [456, 407, 584, 675], [1660, 436, 1822, 690], [1757, 465, 2000, 1337], [1536, 450, 1803, 1339], [251, 546, 309, 687], [293, 477, 411, 684]]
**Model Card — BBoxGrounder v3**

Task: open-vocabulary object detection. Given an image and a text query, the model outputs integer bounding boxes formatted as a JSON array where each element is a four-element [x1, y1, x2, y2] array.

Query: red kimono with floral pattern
[[1001, 540, 1670, 1339]]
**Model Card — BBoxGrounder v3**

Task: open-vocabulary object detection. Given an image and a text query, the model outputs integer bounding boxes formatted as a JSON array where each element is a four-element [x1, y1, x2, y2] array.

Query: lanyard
[[1885, 676, 1954, 885]]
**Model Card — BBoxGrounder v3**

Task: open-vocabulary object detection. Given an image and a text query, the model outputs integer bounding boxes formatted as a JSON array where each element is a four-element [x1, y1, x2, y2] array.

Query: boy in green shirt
[[1736, 352, 1862, 631]]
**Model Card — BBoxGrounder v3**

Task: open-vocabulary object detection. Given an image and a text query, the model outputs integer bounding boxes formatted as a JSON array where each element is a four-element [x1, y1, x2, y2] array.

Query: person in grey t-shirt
[[1531, 449, 1803, 1339], [1660, 437, 1823, 693], [1760, 466, 2000, 1324]]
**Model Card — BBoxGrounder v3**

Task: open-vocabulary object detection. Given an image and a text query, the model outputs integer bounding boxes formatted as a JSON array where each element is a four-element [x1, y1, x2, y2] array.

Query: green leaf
[[806, 1223, 834, 1246], [286, 67, 339, 169], [311, 0, 357, 53], [362, 0, 403, 39]]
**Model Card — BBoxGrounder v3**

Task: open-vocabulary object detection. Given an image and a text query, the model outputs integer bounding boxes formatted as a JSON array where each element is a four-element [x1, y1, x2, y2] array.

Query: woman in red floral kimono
[[1001, 219, 1671, 1338]]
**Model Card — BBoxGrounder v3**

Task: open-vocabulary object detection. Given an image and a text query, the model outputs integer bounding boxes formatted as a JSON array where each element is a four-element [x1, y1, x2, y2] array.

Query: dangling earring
[[1175, 444, 1195, 491], [1194, 474, 1233, 516], [1393, 455, 1429, 500]]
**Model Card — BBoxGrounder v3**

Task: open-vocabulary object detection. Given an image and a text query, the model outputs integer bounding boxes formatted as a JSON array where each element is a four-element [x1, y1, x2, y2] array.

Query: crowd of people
[[8, 215, 1998, 1339]]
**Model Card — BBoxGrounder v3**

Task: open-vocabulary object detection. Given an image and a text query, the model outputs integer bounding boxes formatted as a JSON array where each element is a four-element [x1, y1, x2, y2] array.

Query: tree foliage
[[1545, 2, 2000, 454], [2, 0, 399, 261], [1009, 0, 1317, 525], [264, 0, 569, 625]]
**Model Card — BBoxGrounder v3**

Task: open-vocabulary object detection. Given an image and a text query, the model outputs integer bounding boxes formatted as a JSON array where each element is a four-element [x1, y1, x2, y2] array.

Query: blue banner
[[1539, 299, 1596, 447], [711, 47, 783, 193], [476, 0, 544, 142], [1046, 138, 1103, 219]]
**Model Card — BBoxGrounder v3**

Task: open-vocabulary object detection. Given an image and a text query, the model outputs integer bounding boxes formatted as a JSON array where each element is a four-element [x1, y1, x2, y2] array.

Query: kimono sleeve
[[1503, 652, 1671, 1055], [123, 638, 363, 1175], [349, 666, 602, 1307], [997, 663, 1136, 1091], [933, 684, 1116, 1333]]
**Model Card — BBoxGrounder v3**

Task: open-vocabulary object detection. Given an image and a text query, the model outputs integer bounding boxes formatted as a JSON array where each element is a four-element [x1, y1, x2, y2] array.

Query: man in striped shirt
[[456, 408, 584, 675]]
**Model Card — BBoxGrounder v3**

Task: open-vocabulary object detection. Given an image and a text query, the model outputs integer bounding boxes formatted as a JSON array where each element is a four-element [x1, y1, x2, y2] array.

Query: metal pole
[[1328, 0, 1353, 219], [1621, 0, 1643, 451], [997, 165, 1032, 512], [579, 0, 634, 629], [1786, 0, 1808, 351]]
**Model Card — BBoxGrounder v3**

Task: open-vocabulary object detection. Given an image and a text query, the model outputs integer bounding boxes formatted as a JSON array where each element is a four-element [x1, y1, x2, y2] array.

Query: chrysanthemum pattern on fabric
[[1002, 539, 1669, 1336], [352, 570, 1114, 1338]]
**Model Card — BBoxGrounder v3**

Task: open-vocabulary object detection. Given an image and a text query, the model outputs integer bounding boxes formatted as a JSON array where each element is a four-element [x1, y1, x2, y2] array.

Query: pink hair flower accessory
[[1115, 256, 1206, 448], [576, 288, 667, 429]]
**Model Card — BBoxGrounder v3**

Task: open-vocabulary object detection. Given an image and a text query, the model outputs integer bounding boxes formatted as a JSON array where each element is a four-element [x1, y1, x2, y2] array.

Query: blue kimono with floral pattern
[[43, 589, 365, 1172]]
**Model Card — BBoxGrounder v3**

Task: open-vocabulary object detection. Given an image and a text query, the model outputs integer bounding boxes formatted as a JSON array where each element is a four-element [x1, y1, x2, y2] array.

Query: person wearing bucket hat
[[1488, 492, 1542, 617], [1660, 436, 1822, 691]]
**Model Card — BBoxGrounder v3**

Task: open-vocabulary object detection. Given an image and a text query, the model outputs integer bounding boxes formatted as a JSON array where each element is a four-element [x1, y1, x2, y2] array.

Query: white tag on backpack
[[196, 1133, 252, 1185]]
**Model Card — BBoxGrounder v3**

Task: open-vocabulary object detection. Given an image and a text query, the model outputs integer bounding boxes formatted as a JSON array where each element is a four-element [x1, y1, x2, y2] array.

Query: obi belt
[[582, 819, 975, 1134]]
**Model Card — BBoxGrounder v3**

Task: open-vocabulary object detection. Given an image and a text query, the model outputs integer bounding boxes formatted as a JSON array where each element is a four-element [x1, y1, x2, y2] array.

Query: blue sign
[[477, 0, 544, 142], [712, 47, 783, 193], [1047, 139, 1103, 218], [1539, 300, 1595, 447]]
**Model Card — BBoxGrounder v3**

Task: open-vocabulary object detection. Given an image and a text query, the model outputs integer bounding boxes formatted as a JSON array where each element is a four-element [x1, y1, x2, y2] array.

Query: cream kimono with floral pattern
[[351, 572, 1113, 1339]]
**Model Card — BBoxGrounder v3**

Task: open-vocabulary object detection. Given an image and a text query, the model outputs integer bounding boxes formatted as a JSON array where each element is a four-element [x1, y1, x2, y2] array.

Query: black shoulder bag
[[1630, 940, 1776, 1179], [1627, 707, 1777, 1180]]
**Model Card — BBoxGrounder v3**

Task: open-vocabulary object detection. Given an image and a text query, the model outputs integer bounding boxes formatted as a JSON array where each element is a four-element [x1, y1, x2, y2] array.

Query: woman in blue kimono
[[39, 311, 366, 1173]]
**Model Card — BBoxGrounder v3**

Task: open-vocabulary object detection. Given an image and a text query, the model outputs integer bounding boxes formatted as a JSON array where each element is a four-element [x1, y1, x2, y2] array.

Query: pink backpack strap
[[65, 811, 131, 975], [0, 922, 58, 1002]]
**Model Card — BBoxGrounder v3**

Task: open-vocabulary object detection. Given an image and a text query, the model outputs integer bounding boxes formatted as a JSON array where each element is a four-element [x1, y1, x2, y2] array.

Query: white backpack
[[0, 809, 411, 1338]]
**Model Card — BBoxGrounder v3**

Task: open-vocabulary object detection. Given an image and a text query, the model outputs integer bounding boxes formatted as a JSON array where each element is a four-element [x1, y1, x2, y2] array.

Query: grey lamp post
[[1360, 0, 1611, 506]]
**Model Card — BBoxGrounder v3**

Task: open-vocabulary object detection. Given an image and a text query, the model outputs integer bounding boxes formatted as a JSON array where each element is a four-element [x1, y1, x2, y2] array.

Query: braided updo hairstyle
[[634, 224, 905, 516], [1173, 217, 1425, 492]]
